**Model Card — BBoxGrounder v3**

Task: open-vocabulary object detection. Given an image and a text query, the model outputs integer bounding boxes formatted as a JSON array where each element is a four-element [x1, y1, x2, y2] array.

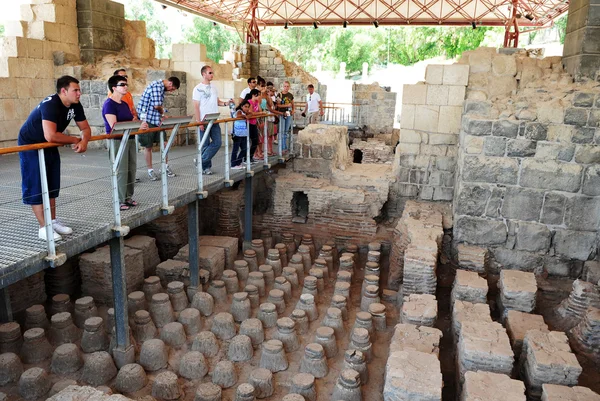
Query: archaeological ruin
[[0, 0, 599, 400]]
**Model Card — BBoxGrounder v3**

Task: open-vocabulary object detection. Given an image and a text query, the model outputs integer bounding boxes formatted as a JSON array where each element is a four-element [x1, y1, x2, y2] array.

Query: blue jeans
[[281, 116, 292, 150], [200, 124, 222, 170], [231, 136, 248, 167]]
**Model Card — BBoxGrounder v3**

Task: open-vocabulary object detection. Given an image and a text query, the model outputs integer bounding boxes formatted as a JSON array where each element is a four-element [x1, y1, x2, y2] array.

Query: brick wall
[[452, 48, 600, 276]]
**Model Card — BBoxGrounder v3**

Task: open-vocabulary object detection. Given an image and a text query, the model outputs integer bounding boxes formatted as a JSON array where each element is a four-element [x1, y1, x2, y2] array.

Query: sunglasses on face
[[116, 83, 128, 87]]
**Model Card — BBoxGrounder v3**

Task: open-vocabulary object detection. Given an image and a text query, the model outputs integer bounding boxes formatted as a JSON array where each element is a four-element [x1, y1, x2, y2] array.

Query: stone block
[[505, 310, 548, 357], [488, 75, 517, 98], [429, 133, 457, 145], [453, 300, 492, 339], [125, 235, 161, 277], [462, 117, 493, 136], [516, 222, 551, 252], [452, 270, 488, 305], [462, 156, 518, 185], [506, 139, 536, 157], [573, 92, 596, 108], [455, 184, 490, 216], [565, 195, 600, 231], [520, 159, 582, 193], [590, 110, 600, 127], [483, 136, 507, 156], [457, 244, 489, 273], [534, 142, 575, 162], [583, 261, 600, 284], [501, 187, 544, 222], [156, 259, 188, 286], [402, 83, 427, 105], [492, 54, 518, 76], [498, 270, 537, 314], [455, 216, 507, 245], [541, 384, 600, 401], [541, 193, 566, 225], [293, 158, 333, 175], [547, 125, 574, 143], [464, 135, 483, 154], [183, 43, 207, 62], [389, 323, 442, 357], [574, 145, 600, 164], [553, 230, 597, 260], [425, 64, 444, 85], [564, 108, 589, 126], [462, 371, 525, 401], [399, 129, 421, 144], [468, 50, 492, 73], [572, 127, 596, 144], [447, 85, 466, 106], [433, 187, 453, 201], [438, 105, 462, 134], [414, 105, 439, 132], [537, 100, 565, 124], [199, 236, 238, 270], [582, 165, 600, 196], [397, 142, 420, 155], [443, 64, 469, 86], [80, 245, 144, 305], [400, 104, 415, 129], [384, 350, 442, 401], [426, 85, 448, 106], [464, 100, 491, 117], [401, 294, 437, 327]]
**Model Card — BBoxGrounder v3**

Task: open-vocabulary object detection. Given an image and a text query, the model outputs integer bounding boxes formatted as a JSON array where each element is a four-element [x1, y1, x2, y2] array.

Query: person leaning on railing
[[18, 75, 91, 241], [102, 74, 148, 212], [230, 100, 252, 170]]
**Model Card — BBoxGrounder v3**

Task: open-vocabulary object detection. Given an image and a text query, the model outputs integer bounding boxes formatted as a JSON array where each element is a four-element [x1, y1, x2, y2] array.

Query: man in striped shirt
[[136, 77, 180, 180]]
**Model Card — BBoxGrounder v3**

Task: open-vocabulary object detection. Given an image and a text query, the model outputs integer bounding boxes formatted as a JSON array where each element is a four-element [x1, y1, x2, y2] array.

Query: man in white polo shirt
[[302, 84, 323, 124]]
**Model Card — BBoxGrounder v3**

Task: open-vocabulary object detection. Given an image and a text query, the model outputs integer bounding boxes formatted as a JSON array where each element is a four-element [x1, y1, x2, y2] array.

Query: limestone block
[[488, 75, 517, 97], [521, 330, 582, 399], [462, 155, 518, 185], [402, 83, 427, 105], [452, 270, 487, 304], [492, 54, 517, 76], [462, 371, 525, 401], [426, 85, 448, 106], [438, 105, 462, 134], [0, 37, 27, 58], [443, 64, 470, 85], [28, 21, 61, 42], [541, 384, 600, 401], [171, 44, 184, 61], [414, 105, 439, 132], [80, 246, 144, 305], [125, 235, 161, 277], [384, 350, 442, 401], [199, 236, 238, 270], [401, 294, 437, 327], [423, 65, 443, 85], [520, 159, 582, 193], [0, 58, 20, 78], [498, 270, 537, 314], [452, 300, 492, 339], [447, 85, 466, 106], [389, 323, 442, 357], [457, 321, 513, 380], [456, 244, 488, 273], [537, 100, 565, 124], [4, 21, 27, 38], [505, 310, 548, 356], [463, 135, 483, 154], [400, 104, 415, 129], [455, 216, 507, 245], [183, 43, 207, 62]]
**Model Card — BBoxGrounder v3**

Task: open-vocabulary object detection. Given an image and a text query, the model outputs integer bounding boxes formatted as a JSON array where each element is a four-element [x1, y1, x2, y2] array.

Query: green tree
[[555, 14, 568, 44], [124, 0, 171, 58], [182, 18, 241, 62], [0, 24, 4, 37]]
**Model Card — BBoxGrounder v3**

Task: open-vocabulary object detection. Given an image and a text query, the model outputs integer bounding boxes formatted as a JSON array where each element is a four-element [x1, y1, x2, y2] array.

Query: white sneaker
[[39, 227, 62, 241], [52, 219, 73, 235]]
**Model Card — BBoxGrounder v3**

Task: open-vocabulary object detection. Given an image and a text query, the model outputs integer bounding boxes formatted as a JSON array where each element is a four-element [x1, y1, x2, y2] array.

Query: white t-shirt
[[240, 87, 251, 100], [306, 92, 321, 112], [193, 83, 219, 120]]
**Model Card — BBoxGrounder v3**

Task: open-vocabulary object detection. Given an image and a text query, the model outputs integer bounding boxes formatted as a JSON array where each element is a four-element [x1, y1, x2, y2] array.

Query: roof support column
[[246, 0, 261, 43], [503, 0, 520, 48]]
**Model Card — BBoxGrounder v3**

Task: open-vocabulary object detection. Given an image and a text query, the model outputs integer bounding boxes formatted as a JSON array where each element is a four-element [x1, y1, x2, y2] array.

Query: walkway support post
[[188, 200, 199, 289], [0, 288, 12, 323], [244, 175, 253, 249]]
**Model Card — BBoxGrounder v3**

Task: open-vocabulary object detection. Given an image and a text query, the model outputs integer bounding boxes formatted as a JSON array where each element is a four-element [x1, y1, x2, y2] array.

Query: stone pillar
[[76, 0, 125, 63], [562, 0, 600, 81]]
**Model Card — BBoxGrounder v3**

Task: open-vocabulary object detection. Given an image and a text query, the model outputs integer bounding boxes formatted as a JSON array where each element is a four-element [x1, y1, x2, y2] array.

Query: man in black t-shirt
[[18, 75, 91, 241]]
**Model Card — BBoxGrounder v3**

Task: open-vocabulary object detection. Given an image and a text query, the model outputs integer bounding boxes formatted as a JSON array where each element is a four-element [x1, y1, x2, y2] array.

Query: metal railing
[[0, 112, 281, 269], [294, 102, 366, 128]]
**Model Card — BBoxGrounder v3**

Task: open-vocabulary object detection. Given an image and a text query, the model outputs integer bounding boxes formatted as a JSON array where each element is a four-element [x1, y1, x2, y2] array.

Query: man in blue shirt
[[136, 77, 180, 180], [18, 75, 91, 241]]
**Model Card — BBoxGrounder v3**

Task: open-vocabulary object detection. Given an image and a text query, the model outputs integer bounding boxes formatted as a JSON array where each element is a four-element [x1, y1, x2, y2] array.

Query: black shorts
[[138, 123, 164, 148]]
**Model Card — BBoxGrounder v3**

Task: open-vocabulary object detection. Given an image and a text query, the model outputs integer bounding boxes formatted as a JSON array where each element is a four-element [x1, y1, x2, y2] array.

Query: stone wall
[[352, 83, 396, 135], [453, 47, 600, 276], [562, 0, 600, 81], [393, 64, 468, 202], [76, 0, 125, 63]]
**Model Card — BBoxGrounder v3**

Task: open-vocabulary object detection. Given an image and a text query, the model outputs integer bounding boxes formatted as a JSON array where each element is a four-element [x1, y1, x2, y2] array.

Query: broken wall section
[[453, 47, 600, 276], [352, 83, 396, 135], [393, 63, 468, 202]]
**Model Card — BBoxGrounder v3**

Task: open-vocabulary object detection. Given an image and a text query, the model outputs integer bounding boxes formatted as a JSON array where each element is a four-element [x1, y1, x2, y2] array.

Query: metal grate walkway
[[0, 145, 284, 288]]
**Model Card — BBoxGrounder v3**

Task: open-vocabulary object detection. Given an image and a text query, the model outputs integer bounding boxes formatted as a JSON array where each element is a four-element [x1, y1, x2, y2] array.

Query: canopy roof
[[154, 0, 568, 28]]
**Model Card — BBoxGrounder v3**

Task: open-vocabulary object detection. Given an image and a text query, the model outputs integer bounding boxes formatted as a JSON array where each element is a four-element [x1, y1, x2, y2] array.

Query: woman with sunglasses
[[102, 75, 148, 211]]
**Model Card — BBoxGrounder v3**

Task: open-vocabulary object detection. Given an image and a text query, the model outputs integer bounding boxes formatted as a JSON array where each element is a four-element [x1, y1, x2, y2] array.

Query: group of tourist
[[17, 68, 324, 241]]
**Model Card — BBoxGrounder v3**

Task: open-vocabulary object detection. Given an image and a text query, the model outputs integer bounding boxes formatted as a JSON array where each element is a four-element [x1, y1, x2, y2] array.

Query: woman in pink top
[[245, 89, 260, 163]]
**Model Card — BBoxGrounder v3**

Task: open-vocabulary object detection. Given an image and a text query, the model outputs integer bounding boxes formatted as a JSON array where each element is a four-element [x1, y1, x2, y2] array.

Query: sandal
[[120, 203, 130, 211], [125, 199, 138, 207]]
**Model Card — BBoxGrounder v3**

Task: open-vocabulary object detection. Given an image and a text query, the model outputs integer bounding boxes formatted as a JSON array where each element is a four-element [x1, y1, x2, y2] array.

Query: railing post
[[278, 117, 283, 161], [109, 235, 134, 368], [263, 117, 269, 168], [224, 122, 232, 186], [159, 131, 169, 213], [244, 174, 253, 247], [37, 149, 59, 264], [187, 200, 199, 289], [245, 120, 252, 175]]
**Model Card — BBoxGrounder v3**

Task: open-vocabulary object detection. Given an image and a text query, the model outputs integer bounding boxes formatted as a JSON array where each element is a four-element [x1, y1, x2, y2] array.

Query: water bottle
[[229, 100, 235, 117]]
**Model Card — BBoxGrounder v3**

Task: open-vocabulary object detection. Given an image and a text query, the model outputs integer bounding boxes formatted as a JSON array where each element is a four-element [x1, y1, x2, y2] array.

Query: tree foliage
[[555, 14, 568, 44], [124, 0, 171, 58], [263, 25, 495, 75], [182, 18, 241, 62]]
